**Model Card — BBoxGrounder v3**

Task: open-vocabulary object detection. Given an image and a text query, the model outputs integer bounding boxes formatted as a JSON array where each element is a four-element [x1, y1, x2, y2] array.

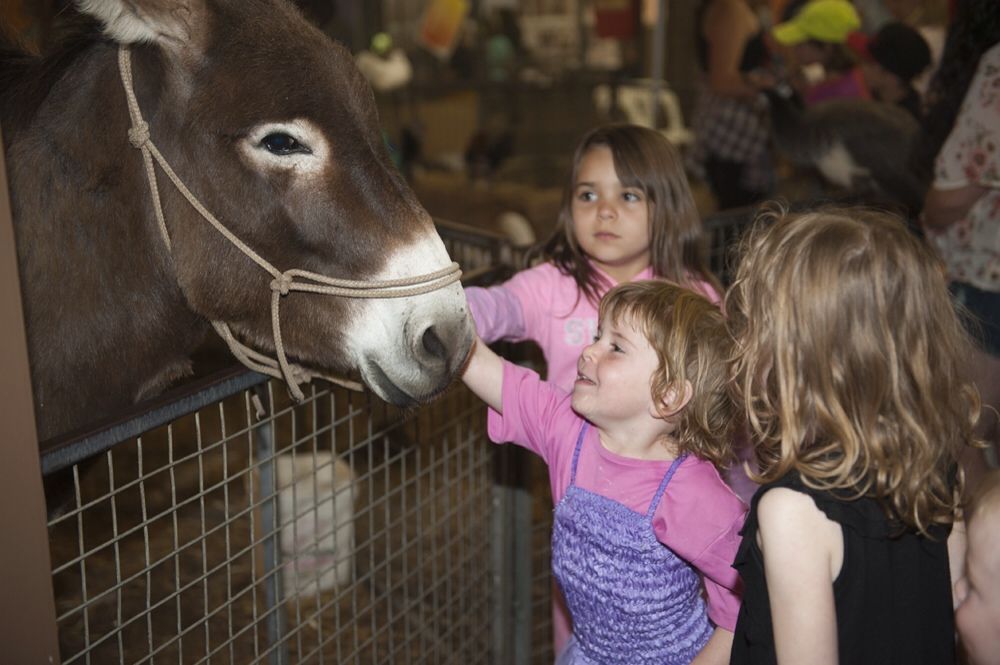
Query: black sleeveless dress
[[730, 471, 956, 664]]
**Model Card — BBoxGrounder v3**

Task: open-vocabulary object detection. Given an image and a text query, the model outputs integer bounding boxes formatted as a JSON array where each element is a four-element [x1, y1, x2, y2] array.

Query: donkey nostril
[[422, 325, 448, 361]]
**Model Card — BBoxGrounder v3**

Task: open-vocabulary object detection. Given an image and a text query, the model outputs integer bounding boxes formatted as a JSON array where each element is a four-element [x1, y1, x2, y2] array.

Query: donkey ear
[[76, 0, 208, 52]]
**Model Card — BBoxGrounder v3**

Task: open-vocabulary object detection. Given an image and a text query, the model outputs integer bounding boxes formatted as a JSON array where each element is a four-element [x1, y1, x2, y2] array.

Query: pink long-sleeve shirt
[[466, 262, 721, 391], [489, 361, 746, 631]]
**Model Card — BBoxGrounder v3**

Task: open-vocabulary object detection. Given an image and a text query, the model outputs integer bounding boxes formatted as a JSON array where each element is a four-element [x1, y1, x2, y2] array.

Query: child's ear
[[658, 380, 693, 418]]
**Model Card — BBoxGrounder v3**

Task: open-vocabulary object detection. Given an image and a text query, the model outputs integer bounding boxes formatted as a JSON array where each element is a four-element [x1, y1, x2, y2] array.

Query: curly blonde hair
[[600, 280, 737, 469], [726, 204, 980, 535]]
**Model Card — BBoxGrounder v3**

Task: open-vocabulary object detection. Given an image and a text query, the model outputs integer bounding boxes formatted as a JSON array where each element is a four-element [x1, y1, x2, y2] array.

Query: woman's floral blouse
[[930, 42, 1000, 291]]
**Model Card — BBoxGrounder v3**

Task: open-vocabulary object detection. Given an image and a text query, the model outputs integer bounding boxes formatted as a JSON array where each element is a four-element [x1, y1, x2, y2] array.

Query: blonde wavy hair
[[726, 205, 980, 535], [601, 280, 737, 469]]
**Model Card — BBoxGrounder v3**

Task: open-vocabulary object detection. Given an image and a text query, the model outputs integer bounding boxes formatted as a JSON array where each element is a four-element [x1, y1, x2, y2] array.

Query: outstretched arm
[[461, 336, 505, 413], [465, 285, 527, 343]]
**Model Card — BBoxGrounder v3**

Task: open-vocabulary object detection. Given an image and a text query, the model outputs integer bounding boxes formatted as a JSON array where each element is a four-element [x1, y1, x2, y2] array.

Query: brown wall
[[0, 124, 60, 661]]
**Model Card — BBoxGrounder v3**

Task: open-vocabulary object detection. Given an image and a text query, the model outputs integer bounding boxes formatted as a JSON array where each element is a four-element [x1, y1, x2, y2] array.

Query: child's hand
[[461, 336, 505, 413]]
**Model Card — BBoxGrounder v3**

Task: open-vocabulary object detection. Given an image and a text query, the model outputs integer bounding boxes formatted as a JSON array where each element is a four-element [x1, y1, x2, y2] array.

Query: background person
[[689, 0, 777, 210], [916, 0, 1000, 492], [848, 20, 932, 117], [771, 0, 867, 105]]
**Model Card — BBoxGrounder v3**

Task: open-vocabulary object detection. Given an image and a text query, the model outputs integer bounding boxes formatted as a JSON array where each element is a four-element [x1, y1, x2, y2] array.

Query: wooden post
[[0, 123, 61, 661]]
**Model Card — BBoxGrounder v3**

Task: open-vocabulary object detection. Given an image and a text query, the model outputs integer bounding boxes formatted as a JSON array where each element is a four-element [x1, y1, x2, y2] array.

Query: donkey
[[1, 0, 475, 442]]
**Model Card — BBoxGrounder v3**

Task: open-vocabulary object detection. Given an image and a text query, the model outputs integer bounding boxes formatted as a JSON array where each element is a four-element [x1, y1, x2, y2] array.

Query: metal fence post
[[252, 384, 290, 665], [492, 442, 535, 665], [510, 447, 534, 665], [491, 449, 513, 665]]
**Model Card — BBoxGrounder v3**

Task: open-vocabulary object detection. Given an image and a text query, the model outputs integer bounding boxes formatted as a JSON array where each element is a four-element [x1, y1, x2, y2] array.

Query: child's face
[[570, 145, 652, 283], [571, 313, 661, 430], [860, 60, 899, 99], [956, 511, 1000, 665], [791, 41, 829, 67]]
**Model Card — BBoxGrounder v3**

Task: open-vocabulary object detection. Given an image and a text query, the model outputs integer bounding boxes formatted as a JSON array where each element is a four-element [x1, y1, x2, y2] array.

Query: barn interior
[[5, 0, 948, 247], [0, 1, 965, 664]]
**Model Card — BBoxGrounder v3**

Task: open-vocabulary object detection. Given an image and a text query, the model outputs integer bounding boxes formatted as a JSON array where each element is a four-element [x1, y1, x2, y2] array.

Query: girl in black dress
[[725, 204, 981, 664]]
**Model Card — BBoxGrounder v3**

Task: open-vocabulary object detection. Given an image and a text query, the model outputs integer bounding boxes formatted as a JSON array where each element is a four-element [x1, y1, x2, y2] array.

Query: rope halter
[[117, 47, 462, 400]]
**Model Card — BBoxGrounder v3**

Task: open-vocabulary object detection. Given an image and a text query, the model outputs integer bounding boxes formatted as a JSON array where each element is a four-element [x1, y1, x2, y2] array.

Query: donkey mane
[[1, 15, 104, 131]]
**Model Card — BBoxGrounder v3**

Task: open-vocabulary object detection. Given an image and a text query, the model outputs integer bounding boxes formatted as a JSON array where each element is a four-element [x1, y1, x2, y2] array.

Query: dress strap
[[646, 454, 688, 520], [568, 422, 589, 485]]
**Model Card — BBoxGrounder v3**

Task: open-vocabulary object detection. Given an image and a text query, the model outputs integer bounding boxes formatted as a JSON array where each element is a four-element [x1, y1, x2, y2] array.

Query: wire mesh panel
[[526, 454, 555, 665], [46, 379, 494, 664]]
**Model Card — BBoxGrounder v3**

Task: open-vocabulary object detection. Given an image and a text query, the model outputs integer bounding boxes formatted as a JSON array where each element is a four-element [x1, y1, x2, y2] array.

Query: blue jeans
[[951, 281, 1000, 357]]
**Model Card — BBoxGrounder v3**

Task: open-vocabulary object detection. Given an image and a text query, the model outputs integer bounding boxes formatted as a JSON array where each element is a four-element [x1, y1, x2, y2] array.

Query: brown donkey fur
[[2, 0, 473, 441]]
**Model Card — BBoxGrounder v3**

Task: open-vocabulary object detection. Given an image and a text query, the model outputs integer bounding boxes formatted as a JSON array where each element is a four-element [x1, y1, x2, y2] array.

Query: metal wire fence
[[45, 350, 496, 665]]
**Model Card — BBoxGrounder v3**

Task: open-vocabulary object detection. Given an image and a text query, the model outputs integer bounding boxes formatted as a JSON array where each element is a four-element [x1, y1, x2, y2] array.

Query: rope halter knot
[[271, 274, 293, 296], [116, 46, 462, 402], [127, 121, 150, 148]]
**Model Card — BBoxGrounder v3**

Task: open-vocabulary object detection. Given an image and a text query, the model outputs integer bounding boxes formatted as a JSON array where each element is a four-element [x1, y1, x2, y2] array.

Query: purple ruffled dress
[[552, 424, 713, 664]]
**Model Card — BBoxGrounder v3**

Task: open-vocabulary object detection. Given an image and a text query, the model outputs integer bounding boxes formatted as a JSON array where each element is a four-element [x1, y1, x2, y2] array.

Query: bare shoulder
[[757, 486, 823, 520], [757, 487, 836, 535], [757, 487, 843, 578], [704, 0, 747, 16], [704, 0, 757, 33]]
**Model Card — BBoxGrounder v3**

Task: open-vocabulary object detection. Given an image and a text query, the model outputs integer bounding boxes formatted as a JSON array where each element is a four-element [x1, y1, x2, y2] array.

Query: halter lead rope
[[117, 47, 462, 400]]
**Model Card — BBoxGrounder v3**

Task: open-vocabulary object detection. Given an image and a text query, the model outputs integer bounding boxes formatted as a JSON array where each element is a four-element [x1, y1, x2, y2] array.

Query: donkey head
[[81, 0, 473, 406]]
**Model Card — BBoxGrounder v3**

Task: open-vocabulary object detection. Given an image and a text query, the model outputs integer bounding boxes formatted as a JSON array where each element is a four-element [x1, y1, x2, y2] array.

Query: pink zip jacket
[[466, 262, 721, 391]]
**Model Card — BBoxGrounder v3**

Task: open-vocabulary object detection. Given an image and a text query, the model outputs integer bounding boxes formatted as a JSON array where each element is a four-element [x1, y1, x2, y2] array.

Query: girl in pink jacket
[[465, 123, 723, 656]]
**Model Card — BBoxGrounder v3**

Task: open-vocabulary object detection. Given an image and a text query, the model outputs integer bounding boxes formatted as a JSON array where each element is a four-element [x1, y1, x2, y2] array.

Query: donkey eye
[[260, 132, 311, 156]]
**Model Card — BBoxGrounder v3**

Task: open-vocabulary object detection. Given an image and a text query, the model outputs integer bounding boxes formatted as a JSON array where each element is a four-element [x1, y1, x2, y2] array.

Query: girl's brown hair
[[533, 124, 718, 306], [601, 280, 737, 469], [726, 204, 980, 534]]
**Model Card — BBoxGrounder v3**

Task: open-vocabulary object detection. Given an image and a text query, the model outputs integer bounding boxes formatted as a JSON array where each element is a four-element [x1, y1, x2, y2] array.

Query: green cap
[[772, 0, 861, 45]]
